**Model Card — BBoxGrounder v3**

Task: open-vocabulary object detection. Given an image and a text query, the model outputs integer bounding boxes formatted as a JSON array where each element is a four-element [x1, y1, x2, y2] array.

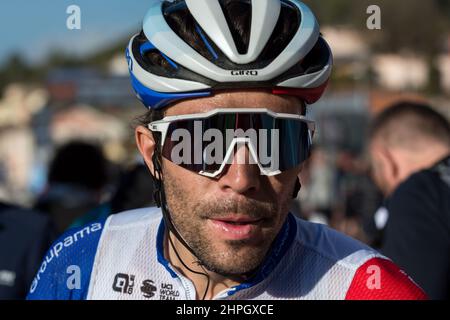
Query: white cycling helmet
[[126, 0, 333, 109]]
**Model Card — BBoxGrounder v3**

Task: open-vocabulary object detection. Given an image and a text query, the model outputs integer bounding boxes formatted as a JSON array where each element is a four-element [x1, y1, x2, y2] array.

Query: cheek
[[270, 166, 301, 199], [162, 158, 212, 197]]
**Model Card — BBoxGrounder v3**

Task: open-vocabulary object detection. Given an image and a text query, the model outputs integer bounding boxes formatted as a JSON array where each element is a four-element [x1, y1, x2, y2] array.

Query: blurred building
[[322, 26, 370, 80], [322, 27, 369, 61], [0, 74, 135, 205], [0, 84, 48, 127], [0, 84, 49, 204], [310, 91, 370, 154], [51, 104, 128, 162], [108, 53, 130, 77], [46, 68, 136, 108], [372, 54, 429, 91]]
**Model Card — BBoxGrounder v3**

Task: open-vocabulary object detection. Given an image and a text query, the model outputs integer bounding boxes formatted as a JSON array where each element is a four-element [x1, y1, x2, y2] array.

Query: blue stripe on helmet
[[129, 72, 211, 110], [194, 24, 219, 61], [140, 41, 179, 70]]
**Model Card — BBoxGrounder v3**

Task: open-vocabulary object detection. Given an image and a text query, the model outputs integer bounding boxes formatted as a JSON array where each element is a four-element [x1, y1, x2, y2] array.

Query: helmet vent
[[164, 2, 217, 62], [218, 0, 252, 55], [163, 0, 300, 69], [258, 1, 300, 62]]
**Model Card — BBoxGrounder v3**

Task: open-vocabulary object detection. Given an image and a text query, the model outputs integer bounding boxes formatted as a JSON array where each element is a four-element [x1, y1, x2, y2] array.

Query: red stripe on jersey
[[345, 258, 427, 300]]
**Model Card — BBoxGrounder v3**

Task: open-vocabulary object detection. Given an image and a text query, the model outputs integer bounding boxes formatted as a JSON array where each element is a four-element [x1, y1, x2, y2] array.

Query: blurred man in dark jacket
[[368, 101, 450, 300], [0, 203, 55, 299]]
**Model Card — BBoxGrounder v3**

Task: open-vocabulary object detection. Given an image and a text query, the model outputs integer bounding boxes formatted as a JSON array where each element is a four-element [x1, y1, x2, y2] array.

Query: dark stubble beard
[[163, 169, 290, 276]]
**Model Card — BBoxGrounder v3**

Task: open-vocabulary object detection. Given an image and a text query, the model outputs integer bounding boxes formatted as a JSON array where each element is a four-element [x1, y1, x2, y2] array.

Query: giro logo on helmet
[[230, 70, 259, 76]]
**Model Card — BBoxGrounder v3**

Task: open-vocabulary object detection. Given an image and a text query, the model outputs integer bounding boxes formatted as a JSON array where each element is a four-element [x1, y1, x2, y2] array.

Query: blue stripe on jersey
[[156, 219, 178, 278]]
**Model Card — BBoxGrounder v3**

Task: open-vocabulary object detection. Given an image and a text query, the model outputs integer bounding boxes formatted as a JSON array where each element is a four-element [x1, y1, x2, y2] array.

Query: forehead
[[164, 90, 304, 116]]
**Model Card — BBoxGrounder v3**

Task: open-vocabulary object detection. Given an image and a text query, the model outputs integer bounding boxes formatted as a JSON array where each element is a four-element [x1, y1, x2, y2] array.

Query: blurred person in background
[[34, 141, 110, 234], [293, 147, 334, 224], [334, 151, 383, 244], [0, 202, 55, 299], [69, 163, 155, 228], [297, 147, 383, 244], [369, 101, 450, 300], [108, 163, 155, 214]]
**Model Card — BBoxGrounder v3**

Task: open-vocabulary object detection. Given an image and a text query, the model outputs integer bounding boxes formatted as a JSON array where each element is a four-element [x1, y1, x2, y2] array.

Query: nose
[[217, 144, 261, 195]]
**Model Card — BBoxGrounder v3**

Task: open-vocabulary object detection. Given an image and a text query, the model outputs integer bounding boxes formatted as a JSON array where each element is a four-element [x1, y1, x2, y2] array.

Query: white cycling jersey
[[27, 207, 426, 300]]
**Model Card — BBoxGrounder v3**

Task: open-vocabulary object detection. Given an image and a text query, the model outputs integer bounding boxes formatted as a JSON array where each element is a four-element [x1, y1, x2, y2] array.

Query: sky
[[0, 0, 159, 66]]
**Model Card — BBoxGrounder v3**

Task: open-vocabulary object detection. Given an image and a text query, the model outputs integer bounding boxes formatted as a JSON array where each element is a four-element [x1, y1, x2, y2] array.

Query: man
[[28, 0, 425, 300], [34, 141, 110, 234], [0, 202, 55, 299], [369, 101, 450, 300], [69, 163, 155, 229]]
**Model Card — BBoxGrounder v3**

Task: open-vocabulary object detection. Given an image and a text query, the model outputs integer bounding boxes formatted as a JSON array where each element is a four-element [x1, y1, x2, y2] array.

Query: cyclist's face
[[139, 90, 304, 276]]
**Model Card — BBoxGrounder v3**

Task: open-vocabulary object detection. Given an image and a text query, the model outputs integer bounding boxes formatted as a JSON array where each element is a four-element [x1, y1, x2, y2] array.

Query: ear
[[135, 126, 158, 177], [380, 147, 397, 176], [376, 144, 400, 190]]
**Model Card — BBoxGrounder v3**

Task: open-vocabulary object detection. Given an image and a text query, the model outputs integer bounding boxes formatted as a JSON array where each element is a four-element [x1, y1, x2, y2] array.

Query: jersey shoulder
[[26, 220, 105, 300], [346, 257, 427, 300], [26, 207, 162, 300], [294, 217, 380, 264], [292, 218, 426, 300]]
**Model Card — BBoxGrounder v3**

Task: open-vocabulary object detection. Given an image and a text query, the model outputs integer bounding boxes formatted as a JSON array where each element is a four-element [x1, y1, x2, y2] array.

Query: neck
[[401, 145, 450, 177], [391, 145, 450, 194], [164, 231, 245, 300]]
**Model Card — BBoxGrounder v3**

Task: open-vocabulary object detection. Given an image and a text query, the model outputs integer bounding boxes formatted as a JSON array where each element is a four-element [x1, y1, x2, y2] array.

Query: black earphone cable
[[167, 232, 211, 300]]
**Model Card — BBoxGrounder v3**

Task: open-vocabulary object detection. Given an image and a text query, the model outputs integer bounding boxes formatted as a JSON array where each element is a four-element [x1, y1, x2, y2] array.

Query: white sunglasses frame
[[148, 108, 315, 178]]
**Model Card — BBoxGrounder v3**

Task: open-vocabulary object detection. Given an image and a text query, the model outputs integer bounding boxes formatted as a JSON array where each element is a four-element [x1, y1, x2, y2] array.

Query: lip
[[208, 216, 264, 241], [214, 216, 262, 223]]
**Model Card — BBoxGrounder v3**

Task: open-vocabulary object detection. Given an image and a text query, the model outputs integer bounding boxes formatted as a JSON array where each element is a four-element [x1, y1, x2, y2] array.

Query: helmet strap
[[150, 142, 213, 299], [150, 143, 201, 259]]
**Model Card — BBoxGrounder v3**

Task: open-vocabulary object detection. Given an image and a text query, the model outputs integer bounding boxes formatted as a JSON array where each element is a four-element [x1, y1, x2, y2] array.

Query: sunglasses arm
[[149, 122, 171, 145]]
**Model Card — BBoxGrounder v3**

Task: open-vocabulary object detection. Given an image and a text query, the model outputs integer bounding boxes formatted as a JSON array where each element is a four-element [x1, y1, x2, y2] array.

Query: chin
[[202, 243, 268, 275]]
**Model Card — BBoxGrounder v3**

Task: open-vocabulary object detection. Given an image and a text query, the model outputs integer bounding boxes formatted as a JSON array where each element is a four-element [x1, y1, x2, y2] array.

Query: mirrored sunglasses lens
[[161, 113, 313, 175]]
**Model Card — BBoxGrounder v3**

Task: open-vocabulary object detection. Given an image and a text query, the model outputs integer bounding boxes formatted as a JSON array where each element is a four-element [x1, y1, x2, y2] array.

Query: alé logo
[[169, 122, 280, 171], [112, 273, 135, 295]]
